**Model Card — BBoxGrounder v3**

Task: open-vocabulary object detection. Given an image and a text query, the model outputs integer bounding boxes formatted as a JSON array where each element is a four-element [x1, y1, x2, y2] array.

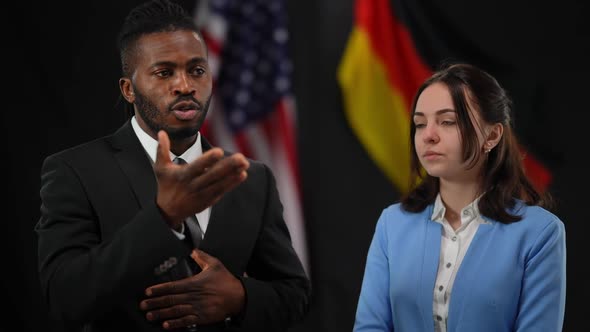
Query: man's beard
[[134, 89, 212, 140]]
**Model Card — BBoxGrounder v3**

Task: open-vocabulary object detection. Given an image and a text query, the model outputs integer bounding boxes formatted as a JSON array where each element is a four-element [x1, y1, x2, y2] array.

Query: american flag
[[194, 0, 309, 275]]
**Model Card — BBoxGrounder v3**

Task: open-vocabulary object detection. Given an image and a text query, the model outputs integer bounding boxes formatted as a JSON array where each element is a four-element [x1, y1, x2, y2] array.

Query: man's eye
[[193, 68, 206, 76], [155, 70, 172, 77]]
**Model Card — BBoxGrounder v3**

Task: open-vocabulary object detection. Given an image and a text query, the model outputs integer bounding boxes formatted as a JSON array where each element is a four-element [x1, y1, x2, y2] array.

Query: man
[[35, 0, 310, 331]]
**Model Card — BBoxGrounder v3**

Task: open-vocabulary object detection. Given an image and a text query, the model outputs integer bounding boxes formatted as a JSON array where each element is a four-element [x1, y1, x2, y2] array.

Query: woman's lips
[[423, 152, 443, 161]]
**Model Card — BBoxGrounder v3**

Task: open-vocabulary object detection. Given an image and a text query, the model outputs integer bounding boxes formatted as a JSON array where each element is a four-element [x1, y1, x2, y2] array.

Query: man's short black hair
[[117, 0, 202, 77]]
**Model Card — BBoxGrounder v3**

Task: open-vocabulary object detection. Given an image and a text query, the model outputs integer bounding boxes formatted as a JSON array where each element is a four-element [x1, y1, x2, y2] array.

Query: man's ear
[[119, 78, 135, 103]]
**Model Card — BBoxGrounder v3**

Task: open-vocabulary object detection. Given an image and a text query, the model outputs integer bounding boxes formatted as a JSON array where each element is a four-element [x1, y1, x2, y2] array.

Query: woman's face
[[413, 83, 488, 183]]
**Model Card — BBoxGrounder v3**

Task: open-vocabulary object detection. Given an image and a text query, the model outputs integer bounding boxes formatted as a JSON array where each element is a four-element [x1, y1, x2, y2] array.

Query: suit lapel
[[201, 188, 235, 252], [199, 137, 253, 274], [447, 222, 495, 331], [419, 216, 443, 331], [108, 121, 157, 209], [199, 136, 230, 253]]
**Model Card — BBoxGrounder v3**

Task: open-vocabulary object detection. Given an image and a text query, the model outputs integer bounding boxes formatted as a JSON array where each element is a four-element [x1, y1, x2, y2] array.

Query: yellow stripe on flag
[[338, 27, 412, 193]]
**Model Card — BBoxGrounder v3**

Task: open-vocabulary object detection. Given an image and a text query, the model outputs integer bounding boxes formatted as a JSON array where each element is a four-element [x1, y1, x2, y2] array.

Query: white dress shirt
[[131, 116, 211, 239], [431, 193, 490, 332]]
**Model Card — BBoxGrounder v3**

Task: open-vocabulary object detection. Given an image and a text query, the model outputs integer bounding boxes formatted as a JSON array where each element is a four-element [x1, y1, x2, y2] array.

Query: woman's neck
[[439, 179, 481, 230]]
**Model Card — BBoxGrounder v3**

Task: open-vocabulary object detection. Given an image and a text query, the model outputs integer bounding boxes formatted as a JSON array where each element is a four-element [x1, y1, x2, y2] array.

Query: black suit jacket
[[35, 121, 310, 331]]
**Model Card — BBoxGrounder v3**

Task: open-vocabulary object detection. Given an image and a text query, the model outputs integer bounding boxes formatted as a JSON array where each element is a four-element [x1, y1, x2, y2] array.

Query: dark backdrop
[[7, 0, 587, 331]]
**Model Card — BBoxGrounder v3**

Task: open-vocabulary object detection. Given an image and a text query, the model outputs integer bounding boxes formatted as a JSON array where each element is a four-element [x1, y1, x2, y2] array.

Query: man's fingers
[[183, 148, 225, 176], [189, 151, 248, 178], [144, 303, 193, 321], [190, 249, 216, 271], [195, 169, 248, 204], [162, 315, 199, 330], [179, 170, 246, 215], [190, 154, 249, 189], [155, 130, 172, 166], [145, 278, 190, 298]]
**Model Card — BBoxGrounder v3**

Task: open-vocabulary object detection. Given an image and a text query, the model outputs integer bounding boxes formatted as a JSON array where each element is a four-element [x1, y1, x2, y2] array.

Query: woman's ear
[[484, 123, 504, 152]]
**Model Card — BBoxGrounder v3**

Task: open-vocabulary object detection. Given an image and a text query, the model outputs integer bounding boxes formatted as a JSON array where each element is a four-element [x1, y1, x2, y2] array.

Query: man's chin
[[166, 126, 199, 140]]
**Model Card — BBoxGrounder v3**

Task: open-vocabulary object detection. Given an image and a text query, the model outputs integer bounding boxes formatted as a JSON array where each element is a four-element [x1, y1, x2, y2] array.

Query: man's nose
[[173, 73, 195, 95]]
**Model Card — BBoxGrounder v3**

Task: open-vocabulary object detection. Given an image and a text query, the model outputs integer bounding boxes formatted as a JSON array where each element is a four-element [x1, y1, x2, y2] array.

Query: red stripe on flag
[[356, 0, 431, 106], [234, 131, 253, 159], [257, 100, 301, 194], [522, 151, 552, 192], [200, 30, 222, 56], [200, 120, 211, 140], [275, 100, 301, 189]]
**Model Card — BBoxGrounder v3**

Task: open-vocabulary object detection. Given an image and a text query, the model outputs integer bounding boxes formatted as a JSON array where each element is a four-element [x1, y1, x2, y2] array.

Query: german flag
[[337, 0, 551, 194]]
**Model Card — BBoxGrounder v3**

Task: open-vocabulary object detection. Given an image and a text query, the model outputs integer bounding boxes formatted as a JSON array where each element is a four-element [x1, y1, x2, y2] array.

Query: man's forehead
[[136, 30, 205, 49], [134, 30, 207, 59]]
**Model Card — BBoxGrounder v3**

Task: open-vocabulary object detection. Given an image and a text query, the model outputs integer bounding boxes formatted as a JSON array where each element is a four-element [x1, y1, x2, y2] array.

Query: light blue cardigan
[[354, 202, 566, 332]]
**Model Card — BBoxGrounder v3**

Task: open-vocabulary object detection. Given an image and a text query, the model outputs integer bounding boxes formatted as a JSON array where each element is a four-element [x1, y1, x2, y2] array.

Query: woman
[[353, 63, 566, 332]]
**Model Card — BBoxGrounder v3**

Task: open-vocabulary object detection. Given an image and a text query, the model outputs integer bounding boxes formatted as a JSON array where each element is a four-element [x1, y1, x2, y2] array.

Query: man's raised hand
[[154, 130, 249, 229]]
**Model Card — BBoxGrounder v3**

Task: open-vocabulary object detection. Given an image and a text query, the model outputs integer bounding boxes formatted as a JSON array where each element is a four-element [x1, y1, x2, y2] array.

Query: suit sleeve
[[514, 218, 566, 331], [353, 210, 394, 332], [35, 154, 189, 326], [236, 164, 311, 331]]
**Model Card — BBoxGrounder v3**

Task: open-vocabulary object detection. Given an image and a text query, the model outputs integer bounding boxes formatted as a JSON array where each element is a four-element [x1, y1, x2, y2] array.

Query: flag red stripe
[[234, 131, 253, 158], [200, 121, 211, 141], [200, 30, 222, 57], [356, 0, 430, 107], [275, 100, 301, 189], [522, 151, 552, 192], [257, 101, 302, 200]]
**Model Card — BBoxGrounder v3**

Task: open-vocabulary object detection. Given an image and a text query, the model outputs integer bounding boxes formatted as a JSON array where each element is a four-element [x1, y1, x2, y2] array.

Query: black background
[[6, 0, 588, 331]]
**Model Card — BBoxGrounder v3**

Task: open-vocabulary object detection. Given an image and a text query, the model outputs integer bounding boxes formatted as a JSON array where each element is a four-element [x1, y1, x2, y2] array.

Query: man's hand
[[154, 130, 249, 229], [140, 249, 246, 330]]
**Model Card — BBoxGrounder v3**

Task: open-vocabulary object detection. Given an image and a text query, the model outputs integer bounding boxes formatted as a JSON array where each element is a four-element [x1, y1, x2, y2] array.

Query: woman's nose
[[422, 124, 439, 143]]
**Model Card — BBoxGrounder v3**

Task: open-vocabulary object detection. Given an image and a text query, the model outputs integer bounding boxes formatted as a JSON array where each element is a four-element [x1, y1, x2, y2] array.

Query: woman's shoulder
[[378, 202, 431, 225], [512, 202, 564, 228], [502, 201, 566, 239], [372, 203, 433, 245], [383, 201, 431, 214]]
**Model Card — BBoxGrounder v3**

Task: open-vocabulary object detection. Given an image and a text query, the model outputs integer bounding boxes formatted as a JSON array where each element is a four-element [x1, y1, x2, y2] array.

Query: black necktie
[[172, 157, 204, 250]]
